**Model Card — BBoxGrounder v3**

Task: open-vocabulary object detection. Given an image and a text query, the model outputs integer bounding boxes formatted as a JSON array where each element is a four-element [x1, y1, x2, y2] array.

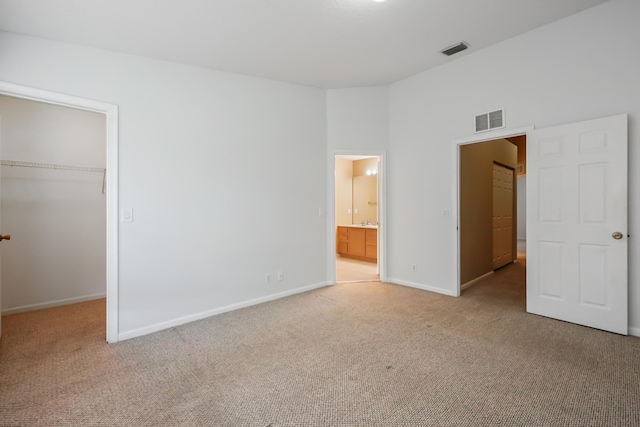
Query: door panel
[[492, 163, 514, 270], [527, 114, 627, 334], [347, 228, 366, 257]]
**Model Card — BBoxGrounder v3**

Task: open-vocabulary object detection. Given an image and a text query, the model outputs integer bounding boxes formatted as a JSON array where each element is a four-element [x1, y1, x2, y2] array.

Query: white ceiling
[[0, 0, 609, 88]]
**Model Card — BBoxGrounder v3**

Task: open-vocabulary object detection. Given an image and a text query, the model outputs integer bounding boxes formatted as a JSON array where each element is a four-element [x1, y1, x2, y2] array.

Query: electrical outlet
[[442, 209, 450, 217], [277, 271, 284, 281], [411, 264, 417, 272], [265, 273, 272, 283]]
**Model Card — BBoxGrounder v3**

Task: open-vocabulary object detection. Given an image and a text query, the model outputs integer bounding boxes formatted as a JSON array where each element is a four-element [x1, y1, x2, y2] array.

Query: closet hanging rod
[[0, 160, 105, 174]]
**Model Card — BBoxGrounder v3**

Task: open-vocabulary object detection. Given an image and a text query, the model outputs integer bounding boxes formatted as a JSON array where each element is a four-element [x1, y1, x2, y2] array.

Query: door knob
[[612, 232, 623, 240], [0, 234, 10, 241]]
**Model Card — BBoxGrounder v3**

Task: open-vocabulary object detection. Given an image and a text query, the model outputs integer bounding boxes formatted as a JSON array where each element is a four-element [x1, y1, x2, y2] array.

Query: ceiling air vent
[[441, 42, 469, 56], [474, 109, 505, 133]]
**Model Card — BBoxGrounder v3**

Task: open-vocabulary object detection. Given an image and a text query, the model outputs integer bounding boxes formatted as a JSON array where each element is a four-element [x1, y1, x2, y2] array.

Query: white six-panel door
[[527, 114, 628, 335], [493, 163, 514, 270]]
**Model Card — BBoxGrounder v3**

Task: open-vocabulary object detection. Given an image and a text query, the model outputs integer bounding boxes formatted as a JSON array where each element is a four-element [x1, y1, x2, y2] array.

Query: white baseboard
[[118, 281, 332, 342], [2, 293, 106, 315], [460, 271, 494, 292], [629, 326, 640, 338], [386, 278, 457, 297]]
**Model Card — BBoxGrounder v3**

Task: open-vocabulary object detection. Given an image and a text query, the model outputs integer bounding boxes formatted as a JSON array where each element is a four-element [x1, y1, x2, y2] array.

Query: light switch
[[121, 209, 133, 222], [442, 209, 450, 217]]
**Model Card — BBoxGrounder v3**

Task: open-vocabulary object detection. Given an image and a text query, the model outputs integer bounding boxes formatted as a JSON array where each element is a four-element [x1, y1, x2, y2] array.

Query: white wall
[[0, 32, 328, 338], [0, 96, 106, 313], [388, 0, 640, 331], [327, 86, 389, 152]]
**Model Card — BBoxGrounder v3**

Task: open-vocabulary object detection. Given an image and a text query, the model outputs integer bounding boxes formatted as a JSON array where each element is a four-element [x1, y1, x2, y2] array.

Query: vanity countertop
[[337, 224, 378, 229]]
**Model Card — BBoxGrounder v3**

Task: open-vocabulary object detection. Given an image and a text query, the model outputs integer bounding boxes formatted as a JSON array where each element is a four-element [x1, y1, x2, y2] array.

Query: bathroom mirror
[[353, 175, 377, 225]]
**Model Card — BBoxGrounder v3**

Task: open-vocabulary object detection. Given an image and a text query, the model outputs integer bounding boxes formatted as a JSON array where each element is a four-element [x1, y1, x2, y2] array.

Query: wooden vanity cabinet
[[365, 229, 377, 260], [337, 226, 377, 263], [337, 227, 349, 255]]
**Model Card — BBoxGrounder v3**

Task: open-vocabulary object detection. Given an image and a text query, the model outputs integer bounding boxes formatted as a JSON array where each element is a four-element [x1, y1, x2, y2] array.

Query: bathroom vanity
[[336, 225, 377, 263]]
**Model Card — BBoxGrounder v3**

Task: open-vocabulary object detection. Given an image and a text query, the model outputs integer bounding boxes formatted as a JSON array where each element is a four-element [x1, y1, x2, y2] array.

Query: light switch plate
[[121, 209, 133, 222]]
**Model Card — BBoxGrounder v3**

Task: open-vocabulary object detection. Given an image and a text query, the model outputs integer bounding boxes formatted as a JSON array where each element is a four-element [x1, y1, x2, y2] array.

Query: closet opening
[[0, 82, 118, 343]]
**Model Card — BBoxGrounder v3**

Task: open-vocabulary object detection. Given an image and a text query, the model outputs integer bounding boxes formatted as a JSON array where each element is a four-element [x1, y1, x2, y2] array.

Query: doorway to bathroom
[[334, 154, 381, 283]]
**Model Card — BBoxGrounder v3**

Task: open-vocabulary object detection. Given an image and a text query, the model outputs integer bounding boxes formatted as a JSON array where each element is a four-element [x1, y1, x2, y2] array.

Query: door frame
[[328, 150, 387, 284], [0, 81, 119, 343], [452, 126, 532, 296]]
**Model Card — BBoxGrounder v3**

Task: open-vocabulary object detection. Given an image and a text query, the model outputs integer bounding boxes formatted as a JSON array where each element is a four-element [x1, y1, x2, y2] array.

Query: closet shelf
[[0, 160, 105, 173], [1, 160, 107, 194]]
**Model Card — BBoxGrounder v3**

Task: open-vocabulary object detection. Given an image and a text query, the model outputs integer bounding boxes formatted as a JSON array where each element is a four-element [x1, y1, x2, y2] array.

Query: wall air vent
[[441, 42, 469, 56], [474, 109, 505, 133]]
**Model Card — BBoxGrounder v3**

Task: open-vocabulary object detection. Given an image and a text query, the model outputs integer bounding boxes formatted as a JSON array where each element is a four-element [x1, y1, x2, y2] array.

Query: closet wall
[[0, 95, 106, 313]]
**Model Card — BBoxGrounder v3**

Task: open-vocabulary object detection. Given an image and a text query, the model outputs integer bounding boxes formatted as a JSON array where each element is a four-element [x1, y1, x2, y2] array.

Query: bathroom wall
[[335, 157, 379, 227], [352, 158, 378, 177], [352, 158, 378, 225]]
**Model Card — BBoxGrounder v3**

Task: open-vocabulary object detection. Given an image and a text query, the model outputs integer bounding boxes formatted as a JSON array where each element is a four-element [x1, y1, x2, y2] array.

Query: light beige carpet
[[1, 262, 639, 426]]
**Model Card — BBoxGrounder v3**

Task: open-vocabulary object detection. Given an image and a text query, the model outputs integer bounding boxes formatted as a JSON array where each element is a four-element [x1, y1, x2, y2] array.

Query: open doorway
[[457, 133, 527, 297], [334, 154, 381, 283], [0, 82, 118, 343], [0, 94, 106, 338], [454, 116, 628, 335]]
